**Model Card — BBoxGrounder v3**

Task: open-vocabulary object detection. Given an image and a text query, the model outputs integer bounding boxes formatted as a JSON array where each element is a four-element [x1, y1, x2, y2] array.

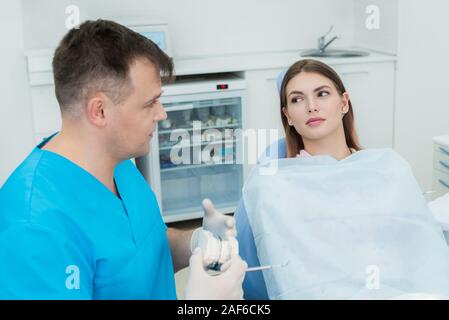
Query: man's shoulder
[[1, 148, 43, 203], [0, 149, 68, 228]]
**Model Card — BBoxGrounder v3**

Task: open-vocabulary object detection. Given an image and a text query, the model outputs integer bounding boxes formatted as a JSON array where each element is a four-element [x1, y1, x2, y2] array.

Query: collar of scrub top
[[37, 132, 59, 149], [37, 131, 124, 202]]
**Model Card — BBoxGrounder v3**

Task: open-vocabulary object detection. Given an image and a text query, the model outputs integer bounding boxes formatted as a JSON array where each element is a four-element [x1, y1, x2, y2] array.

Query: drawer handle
[[440, 147, 449, 156], [439, 179, 449, 190], [166, 104, 194, 112], [440, 161, 449, 171]]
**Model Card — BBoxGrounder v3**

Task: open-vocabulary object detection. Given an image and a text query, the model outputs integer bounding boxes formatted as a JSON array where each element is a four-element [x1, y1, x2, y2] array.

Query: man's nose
[[155, 101, 167, 121]]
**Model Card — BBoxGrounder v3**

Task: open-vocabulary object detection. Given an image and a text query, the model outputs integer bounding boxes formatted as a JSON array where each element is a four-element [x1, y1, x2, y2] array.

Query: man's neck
[[41, 127, 119, 196], [302, 127, 351, 161]]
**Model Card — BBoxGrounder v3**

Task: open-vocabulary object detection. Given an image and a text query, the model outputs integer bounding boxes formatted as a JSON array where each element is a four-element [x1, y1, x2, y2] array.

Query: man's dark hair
[[52, 19, 174, 115]]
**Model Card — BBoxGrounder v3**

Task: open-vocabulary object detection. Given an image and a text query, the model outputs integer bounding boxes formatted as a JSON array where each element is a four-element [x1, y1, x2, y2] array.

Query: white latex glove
[[185, 248, 247, 300], [202, 198, 237, 239], [190, 229, 239, 268], [190, 199, 239, 268]]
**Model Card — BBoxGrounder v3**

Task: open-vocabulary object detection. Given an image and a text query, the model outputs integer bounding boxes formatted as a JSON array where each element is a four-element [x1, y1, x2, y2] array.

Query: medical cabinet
[[137, 74, 247, 222]]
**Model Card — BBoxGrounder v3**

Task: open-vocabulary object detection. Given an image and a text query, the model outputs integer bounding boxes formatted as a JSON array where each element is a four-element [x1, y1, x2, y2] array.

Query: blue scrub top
[[235, 138, 286, 300], [0, 135, 177, 299]]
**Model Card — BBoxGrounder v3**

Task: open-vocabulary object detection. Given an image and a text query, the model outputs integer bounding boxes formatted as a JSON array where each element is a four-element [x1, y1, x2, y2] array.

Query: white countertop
[[25, 47, 397, 86], [173, 48, 396, 76]]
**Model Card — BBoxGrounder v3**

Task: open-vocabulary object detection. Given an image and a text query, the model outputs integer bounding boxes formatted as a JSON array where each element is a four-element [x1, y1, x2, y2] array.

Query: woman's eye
[[318, 91, 330, 97], [290, 97, 303, 104]]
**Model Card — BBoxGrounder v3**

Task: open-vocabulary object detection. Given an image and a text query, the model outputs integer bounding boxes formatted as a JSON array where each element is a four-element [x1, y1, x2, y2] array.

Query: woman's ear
[[282, 107, 293, 126], [341, 92, 350, 114]]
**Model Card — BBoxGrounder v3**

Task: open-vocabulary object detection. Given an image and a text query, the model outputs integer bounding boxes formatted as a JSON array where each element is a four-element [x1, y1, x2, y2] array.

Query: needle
[[207, 261, 289, 276], [246, 261, 290, 272]]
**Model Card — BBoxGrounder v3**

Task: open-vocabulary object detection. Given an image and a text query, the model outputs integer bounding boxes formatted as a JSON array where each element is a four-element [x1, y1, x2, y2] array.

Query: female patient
[[235, 59, 362, 299]]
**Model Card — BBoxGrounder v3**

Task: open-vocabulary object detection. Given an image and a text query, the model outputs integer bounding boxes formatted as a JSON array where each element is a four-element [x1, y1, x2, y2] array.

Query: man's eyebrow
[[287, 85, 331, 97], [144, 91, 164, 105]]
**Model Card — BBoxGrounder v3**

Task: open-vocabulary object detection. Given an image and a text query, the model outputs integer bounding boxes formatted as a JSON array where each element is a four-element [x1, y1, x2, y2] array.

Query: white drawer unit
[[433, 135, 449, 199]]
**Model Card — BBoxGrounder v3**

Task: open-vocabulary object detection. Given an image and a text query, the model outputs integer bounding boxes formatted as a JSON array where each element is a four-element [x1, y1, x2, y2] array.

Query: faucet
[[318, 26, 340, 53]]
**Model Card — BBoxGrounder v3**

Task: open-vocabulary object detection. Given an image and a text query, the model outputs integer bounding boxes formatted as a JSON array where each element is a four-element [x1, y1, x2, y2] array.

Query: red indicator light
[[216, 84, 229, 90]]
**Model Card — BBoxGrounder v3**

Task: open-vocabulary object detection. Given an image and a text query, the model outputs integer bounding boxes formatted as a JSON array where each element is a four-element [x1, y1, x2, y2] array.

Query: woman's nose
[[307, 98, 319, 113]]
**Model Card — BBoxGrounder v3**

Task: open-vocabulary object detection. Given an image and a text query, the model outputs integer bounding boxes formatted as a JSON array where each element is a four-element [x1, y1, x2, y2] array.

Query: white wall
[[0, 0, 34, 186], [21, 0, 355, 56], [395, 0, 449, 191]]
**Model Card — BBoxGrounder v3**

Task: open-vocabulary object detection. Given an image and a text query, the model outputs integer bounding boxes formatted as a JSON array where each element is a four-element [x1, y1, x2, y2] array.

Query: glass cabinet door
[[157, 97, 243, 218]]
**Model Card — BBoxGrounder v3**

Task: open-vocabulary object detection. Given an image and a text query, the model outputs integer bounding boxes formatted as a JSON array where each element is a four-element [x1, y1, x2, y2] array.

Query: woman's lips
[[306, 118, 325, 127]]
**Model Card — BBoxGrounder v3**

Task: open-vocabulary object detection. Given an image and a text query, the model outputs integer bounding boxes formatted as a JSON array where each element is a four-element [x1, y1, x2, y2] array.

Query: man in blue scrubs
[[0, 20, 246, 299]]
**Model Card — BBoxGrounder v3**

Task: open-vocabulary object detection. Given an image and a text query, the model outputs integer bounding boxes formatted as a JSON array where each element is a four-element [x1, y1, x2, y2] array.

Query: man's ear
[[86, 92, 108, 127]]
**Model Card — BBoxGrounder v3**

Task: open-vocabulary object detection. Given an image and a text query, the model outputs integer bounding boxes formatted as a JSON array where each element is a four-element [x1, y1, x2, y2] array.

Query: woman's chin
[[301, 130, 330, 141]]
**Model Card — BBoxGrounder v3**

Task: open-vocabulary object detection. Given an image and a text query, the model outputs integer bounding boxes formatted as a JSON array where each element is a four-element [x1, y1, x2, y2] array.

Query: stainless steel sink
[[300, 49, 370, 58]]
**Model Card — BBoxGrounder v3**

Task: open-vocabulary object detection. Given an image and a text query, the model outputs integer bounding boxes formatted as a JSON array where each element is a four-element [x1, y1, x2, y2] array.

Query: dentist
[[0, 19, 246, 299]]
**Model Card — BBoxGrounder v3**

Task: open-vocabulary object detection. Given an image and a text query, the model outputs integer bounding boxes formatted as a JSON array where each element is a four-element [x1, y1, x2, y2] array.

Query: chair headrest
[[276, 69, 288, 95]]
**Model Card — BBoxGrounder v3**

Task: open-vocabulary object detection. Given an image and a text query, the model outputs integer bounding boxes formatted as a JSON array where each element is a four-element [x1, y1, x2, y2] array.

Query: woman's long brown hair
[[279, 59, 362, 157]]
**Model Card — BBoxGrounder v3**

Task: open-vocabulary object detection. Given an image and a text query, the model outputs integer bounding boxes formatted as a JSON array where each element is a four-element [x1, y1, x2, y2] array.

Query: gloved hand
[[185, 248, 247, 300], [202, 198, 237, 240], [191, 228, 239, 268], [190, 199, 239, 268]]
